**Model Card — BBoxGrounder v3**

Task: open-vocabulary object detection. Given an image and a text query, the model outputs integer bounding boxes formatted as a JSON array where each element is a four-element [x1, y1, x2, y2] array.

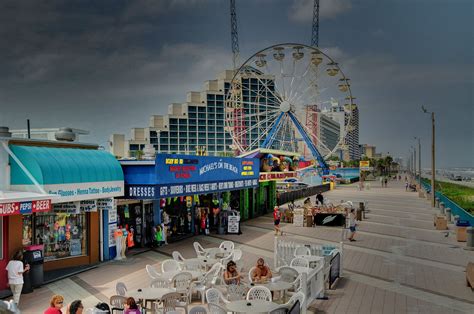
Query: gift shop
[[0, 135, 124, 291]]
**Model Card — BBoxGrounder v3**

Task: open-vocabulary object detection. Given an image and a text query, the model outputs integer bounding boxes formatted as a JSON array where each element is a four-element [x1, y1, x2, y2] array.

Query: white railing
[[274, 237, 343, 314]]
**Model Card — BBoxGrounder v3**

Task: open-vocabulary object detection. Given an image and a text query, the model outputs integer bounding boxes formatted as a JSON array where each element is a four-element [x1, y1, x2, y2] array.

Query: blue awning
[[9, 145, 124, 202]]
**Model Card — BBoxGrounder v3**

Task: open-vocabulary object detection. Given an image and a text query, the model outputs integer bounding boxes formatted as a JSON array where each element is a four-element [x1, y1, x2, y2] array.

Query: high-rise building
[[110, 69, 281, 158], [359, 144, 376, 158], [321, 101, 360, 161]]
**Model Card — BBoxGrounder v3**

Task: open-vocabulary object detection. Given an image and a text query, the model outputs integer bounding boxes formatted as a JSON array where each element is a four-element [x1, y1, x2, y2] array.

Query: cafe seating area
[[100, 238, 341, 313]]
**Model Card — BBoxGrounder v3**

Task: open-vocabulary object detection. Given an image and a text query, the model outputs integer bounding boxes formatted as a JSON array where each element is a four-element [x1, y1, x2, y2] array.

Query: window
[[129, 144, 139, 151], [170, 118, 178, 124], [179, 132, 187, 137], [34, 212, 88, 261], [150, 130, 157, 138], [179, 139, 187, 144], [170, 145, 178, 151], [169, 125, 178, 131], [188, 106, 196, 112], [198, 120, 207, 125], [208, 139, 215, 144], [179, 125, 187, 131], [150, 138, 158, 144], [189, 126, 196, 131], [188, 119, 197, 125], [198, 126, 206, 131], [208, 126, 215, 132], [198, 113, 207, 119], [189, 113, 197, 119], [198, 107, 206, 113], [198, 132, 206, 138], [208, 120, 215, 126], [217, 146, 224, 151], [160, 145, 168, 151], [170, 132, 178, 137], [198, 139, 206, 145]]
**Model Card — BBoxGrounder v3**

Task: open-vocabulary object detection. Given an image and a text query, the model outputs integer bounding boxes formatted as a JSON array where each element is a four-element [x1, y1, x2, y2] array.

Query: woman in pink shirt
[[44, 295, 64, 314]]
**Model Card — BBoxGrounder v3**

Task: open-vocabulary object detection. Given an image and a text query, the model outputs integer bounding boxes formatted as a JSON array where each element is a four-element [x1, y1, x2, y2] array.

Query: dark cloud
[[0, 0, 472, 167]]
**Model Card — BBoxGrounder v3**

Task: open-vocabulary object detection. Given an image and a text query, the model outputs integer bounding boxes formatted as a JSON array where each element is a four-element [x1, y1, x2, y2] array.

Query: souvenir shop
[[120, 154, 260, 243], [0, 139, 124, 291]]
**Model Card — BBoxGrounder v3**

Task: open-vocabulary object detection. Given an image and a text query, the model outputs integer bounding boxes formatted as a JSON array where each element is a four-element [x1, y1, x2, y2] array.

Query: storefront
[[1, 140, 124, 286], [120, 154, 260, 243]]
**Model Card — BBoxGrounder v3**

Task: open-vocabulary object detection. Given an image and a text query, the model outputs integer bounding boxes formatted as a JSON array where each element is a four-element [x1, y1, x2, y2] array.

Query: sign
[[15, 181, 125, 203], [359, 161, 371, 171], [227, 215, 240, 234], [80, 200, 97, 212], [155, 154, 259, 197], [293, 209, 304, 227], [0, 199, 51, 216], [108, 224, 117, 247], [314, 213, 345, 226], [155, 179, 259, 198], [125, 185, 156, 199], [97, 198, 114, 210], [259, 172, 297, 182], [70, 239, 82, 256], [53, 202, 79, 213], [329, 252, 341, 288]]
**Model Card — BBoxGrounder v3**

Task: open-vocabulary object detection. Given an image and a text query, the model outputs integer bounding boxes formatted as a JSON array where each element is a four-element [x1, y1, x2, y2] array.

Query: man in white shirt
[[6, 250, 30, 305]]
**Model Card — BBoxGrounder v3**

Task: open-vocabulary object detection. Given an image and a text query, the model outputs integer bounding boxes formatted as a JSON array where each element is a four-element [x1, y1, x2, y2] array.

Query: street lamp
[[422, 105, 436, 207], [414, 137, 421, 190]]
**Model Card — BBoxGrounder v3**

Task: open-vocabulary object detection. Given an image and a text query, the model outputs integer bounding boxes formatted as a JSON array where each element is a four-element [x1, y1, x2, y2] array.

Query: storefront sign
[[70, 239, 82, 256], [53, 202, 80, 213], [39, 181, 124, 203], [359, 161, 370, 171], [80, 200, 97, 212], [156, 179, 259, 198], [259, 172, 297, 181], [97, 198, 114, 210], [0, 199, 51, 216], [125, 185, 156, 199]]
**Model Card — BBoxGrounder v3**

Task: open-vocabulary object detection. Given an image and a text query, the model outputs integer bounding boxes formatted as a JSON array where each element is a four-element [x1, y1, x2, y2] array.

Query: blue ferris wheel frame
[[261, 111, 330, 175]]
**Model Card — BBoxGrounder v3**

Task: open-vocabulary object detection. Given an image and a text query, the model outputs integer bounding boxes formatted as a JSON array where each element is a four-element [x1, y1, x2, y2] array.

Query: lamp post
[[422, 106, 435, 207], [414, 137, 421, 189]]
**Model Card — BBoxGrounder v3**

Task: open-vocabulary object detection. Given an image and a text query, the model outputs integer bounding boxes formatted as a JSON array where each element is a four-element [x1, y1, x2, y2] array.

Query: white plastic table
[[204, 247, 231, 258], [160, 270, 202, 281], [186, 256, 219, 269], [225, 299, 280, 313], [128, 287, 175, 302], [287, 266, 313, 275]]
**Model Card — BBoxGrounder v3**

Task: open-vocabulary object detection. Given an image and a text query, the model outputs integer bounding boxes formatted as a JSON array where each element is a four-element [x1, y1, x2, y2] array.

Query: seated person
[[224, 260, 242, 285], [124, 297, 141, 314], [251, 258, 272, 282]]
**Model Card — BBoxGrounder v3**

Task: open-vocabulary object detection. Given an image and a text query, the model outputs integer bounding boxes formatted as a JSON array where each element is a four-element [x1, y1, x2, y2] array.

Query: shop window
[[22, 215, 33, 246], [34, 213, 88, 261]]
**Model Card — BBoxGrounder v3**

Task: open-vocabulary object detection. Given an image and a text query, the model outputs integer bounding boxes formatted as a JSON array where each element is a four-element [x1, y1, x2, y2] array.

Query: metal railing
[[277, 184, 330, 206]]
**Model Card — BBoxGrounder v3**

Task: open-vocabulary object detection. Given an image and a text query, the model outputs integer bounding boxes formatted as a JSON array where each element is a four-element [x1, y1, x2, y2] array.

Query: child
[[273, 206, 283, 236], [347, 208, 357, 242], [155, 225, 163, 247]]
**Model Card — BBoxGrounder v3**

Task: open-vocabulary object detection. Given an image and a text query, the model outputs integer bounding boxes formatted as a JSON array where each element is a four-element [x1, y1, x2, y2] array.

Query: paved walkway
[[9, 180, 474, 313]]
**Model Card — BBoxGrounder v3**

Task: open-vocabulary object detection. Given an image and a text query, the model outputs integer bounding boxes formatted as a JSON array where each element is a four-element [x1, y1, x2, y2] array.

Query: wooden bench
[[467, 262, 474, 289]]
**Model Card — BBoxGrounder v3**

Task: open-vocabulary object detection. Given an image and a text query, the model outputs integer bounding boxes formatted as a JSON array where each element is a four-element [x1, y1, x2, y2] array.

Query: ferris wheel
[[225, 43, 355, 173]]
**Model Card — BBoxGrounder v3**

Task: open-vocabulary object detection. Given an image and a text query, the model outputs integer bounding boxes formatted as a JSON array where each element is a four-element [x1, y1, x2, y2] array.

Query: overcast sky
[[0, 0, 472, 168]]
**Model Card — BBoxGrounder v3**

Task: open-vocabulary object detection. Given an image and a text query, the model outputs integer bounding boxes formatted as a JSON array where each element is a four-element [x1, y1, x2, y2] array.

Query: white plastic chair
[[172, 251, 186, 262], [189, 306, 208, 314], [150, 277, 169, 288], [232, 248, 243, 261], [283, 291, 305, 311], [248, 266, 257, 282], [192, 263, 223, 303], [226, 284, 247, 301], [115, 281, 127, 296], [205, 288, 229, 306], [184, 259, 203, 271], [172, 271, 193, 305], [290, 257, 309, 268], [146, 264, 162, 280], [278, 266, 299, 283], [193, 241, 207, 257], [219, 252, 234, 267], [162, 259, 181, 273], [246, 286, 272, 301], [294, 246, 311, 257], [219, 241, 234, 252], [208, 303, 227, 314]]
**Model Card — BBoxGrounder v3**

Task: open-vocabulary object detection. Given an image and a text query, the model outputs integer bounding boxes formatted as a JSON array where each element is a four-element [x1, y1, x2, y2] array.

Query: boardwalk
[[12, 180, 474, 313]]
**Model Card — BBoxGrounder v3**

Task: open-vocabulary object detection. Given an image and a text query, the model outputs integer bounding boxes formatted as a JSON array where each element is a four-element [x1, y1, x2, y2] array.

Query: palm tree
[[384, 156, 393, 175]]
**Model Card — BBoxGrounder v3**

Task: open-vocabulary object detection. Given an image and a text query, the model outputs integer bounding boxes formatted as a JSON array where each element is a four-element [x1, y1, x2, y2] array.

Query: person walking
[[5, 250, 30, 306], [380, 176, 384, 187], [384, 177, 388, 188], [273, 206, 283, 236], [347, 208, 357, 242], [316, 192, 324, 205]]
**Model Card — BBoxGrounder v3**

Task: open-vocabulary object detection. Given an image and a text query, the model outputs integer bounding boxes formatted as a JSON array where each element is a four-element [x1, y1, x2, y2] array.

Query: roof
[[237, 148, 300, 159]]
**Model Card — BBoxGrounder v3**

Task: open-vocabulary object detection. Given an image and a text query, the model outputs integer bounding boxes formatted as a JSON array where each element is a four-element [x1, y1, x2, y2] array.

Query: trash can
[[23, 245, 44, 288], [456, 220, 471, 242], [358, 202, 365, 220]]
